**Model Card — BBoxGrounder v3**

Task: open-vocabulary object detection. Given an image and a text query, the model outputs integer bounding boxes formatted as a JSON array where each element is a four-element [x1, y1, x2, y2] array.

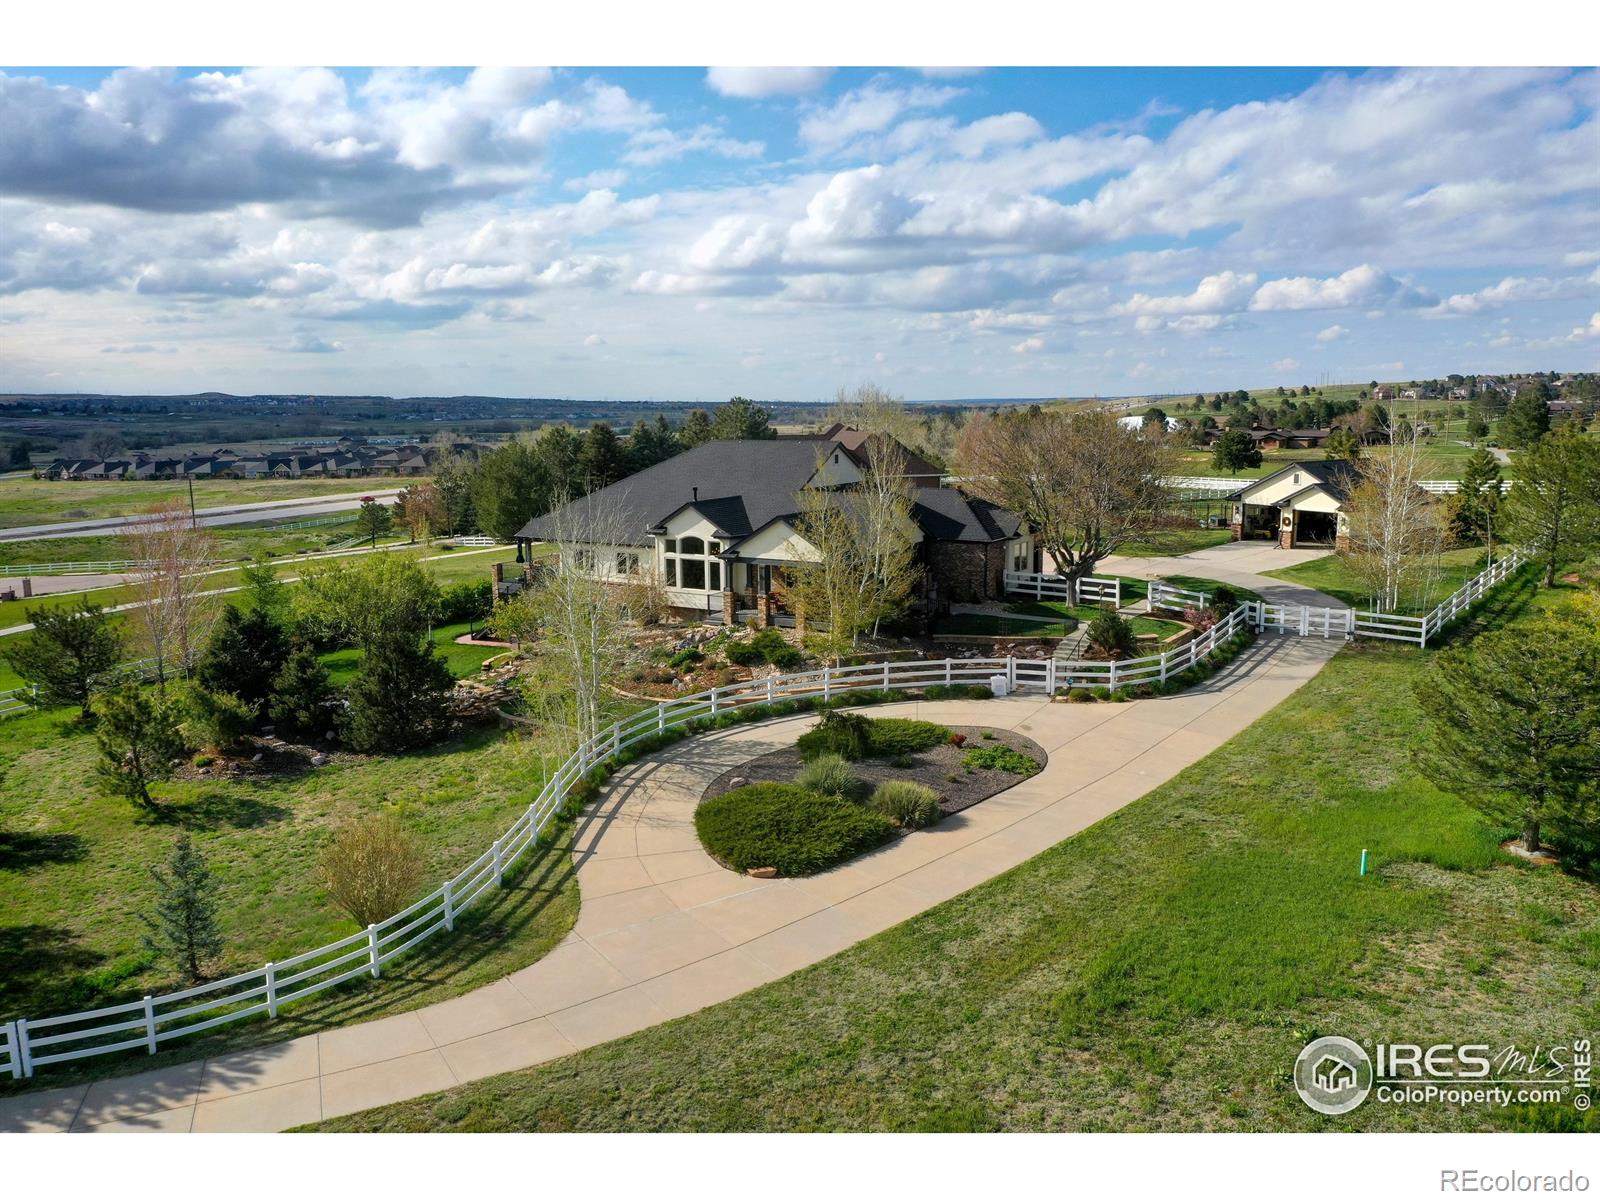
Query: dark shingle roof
[[1230, 458, 1362, 504], [517, 438, 1025, 550]]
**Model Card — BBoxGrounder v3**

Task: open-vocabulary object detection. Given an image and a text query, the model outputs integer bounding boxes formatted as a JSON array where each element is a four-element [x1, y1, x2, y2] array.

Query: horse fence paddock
[[1003, 570, 1121, 607]]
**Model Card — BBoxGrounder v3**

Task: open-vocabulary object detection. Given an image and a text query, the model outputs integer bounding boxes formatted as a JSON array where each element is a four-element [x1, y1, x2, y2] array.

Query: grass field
[[1261, 547, 1491, 613], [321, 621, 505, 686], [0, 476, 404, 530], [1117, 527, 1234, 556], [933, 613, 1077, 638], [1171, 442, 1507, 482], [311, 572, 1600, 1133], [0, 704, 582, 1087], [0, 516, 366, 568]]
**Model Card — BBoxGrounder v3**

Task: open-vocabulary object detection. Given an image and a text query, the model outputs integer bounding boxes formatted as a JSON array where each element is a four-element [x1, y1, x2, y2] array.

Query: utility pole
[[187, 477, 197, 529]]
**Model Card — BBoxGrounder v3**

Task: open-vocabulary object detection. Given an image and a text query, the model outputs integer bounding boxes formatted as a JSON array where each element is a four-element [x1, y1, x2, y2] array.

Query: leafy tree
[[2, 598, 122, 718], [393, 481, 445, 545], [268, 645, 336, 742], [195, 604, 288, 716], [1142, 406, 1168, 428], [1466, 416, 1490, 443], [625, 415, 681, 474], [531, 424, 582, 500], [1086, 610, 1137, 660], [471, 440, 551, 541], [1323, 427, 1363, 462], [577, 421, 626, 488], [141, 835, 225, 984], [710, 395, 776, 441], [1501, 427, 1600, 586], [1210, 428, 1263, 475], [1498, 383, 1552, 449], [239, 554, 289, 623], [296, 553, 441, 650], [432, 452, 478, 536], [319, 812, 424, 928], [1447, 448, 1503, 549], [355, 497, 393, 547], [343, 631, 455, 753], [94, 683, 185, 807], [1414, 619, 1600, 854], [680, 409, 714, 447]]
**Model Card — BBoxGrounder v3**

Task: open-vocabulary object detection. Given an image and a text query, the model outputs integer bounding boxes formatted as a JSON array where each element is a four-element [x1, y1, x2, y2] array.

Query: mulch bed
[[702, 725, 1048, 817]]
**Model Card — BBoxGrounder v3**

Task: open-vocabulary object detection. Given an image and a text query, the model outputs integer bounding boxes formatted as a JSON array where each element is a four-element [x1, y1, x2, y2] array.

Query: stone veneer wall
[[925, 541, 1007, 603]]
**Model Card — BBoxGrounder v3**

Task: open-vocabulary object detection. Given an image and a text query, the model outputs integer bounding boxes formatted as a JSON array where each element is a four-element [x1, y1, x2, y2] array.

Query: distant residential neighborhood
[[36, 437, 489, 482]]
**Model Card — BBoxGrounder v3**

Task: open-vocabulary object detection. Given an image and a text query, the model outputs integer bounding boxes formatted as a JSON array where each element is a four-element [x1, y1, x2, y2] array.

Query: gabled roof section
[[1230, 458, 1362, 505], [517, 438, 835, 545], [910, 487, 1023, 543]]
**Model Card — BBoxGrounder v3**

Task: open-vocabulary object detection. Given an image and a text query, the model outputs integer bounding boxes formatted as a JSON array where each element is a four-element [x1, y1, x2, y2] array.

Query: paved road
[[0, 490, 402, 543]]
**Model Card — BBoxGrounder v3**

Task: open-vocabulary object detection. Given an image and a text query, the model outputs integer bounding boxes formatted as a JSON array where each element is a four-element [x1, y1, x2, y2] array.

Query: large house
[[1227, 459, 1361, 550], [513, 430, 1033, 626]]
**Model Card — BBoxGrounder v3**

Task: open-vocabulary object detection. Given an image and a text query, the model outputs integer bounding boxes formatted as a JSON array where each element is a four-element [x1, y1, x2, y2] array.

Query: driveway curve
[[0, 630, 1341, 1133], [1102, 540, 1348, 609]]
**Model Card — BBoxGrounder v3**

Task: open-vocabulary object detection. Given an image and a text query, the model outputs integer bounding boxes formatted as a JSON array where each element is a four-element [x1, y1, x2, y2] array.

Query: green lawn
[[0, 518, 364, 569], [1159, 575, 1264, 606], [1004, 600, 1185, 638], [1261, 547, 1491, 612], [310, 573, 1600, 1133], [934, 613, 1077, 638], [1117, 527, 1234, 556], [0, 477, 404, 531], [0, 707, 580, 1091]]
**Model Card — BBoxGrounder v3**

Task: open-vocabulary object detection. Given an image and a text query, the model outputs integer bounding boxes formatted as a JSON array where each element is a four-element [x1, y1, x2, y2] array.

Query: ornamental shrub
[[922, 682, 994, 701], [863, 717, 950, 757], [694, 783, 895, 875], [797, 709, 873, 760], [184, 684, 256, 755], [795, 753, 865, 801], [870, 781, 943, 830], [437, 580, 494, 624], [1087, 610, 1138, 660], [962, 743, 1040, 775]]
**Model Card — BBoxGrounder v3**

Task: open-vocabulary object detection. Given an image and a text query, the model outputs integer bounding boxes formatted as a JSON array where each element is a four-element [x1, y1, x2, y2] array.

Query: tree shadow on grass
[[0, 830, 86, 871], [149, 790, 293, 831], [0, 924, 106, 1017]]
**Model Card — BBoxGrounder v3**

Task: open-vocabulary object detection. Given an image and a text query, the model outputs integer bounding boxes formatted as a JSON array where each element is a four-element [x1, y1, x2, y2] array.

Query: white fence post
[[823, 666, 832, 701], [883, 662, 891, 689], [15, 1018, 31, 1078], [492, 840, 505, 886], [143, 996, 157, 1055], [367, 924, 381, 978], [1046, 658, 1057, 694], [944, 658, 953, 684], [265, 963, 279, 1018], [658, 704, 666, 733], [1109, 658, 1119, 692], [710, 687, 720, 718], [766, 677, 775, 704], [2, 1022, 19, 1080], [1007, 656, 1016, 689], [442, 880, 455, 931]]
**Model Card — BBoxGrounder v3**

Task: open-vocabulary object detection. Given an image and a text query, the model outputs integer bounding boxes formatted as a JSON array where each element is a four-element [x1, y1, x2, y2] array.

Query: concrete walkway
[[0, 632, 1342, 1133]]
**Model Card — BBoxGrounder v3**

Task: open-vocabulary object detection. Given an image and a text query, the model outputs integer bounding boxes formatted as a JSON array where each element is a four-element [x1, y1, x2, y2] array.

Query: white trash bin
[[989, 673, 1009, 698]]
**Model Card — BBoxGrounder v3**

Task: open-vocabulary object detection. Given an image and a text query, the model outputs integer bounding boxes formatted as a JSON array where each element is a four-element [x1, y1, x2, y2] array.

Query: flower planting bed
[[703, 724, 1047, 820]]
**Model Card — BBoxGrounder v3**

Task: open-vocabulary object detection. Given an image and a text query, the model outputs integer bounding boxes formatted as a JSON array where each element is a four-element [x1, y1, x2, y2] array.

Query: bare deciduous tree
[[1340, 424, 1447, 611], [783, 443, 921, 660], [954, 408, 1175, 604], [123, 501, 222, 689], [319, 812, 425, 928], [524, 492, 635, 747], [394, 482, 445, 546]]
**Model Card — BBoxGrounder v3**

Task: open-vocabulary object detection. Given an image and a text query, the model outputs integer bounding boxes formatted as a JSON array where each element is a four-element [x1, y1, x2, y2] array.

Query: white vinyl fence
[[1150, 549, 1526, 649], [0, 685, 37, 717], [0, 624, 1265, 1082], [1003, 571, 1122, 607]]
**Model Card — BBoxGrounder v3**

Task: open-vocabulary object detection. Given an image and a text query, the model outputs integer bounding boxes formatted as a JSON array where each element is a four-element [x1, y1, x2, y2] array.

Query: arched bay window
[[663, 535, 723, 591]]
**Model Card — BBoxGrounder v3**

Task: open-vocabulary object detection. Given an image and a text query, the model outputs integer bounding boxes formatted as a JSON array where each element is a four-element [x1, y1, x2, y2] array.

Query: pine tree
[[1498, 384, 1552, 449], [343, 632, 455, 753], [577, 421, 626, 488], [355, 497, 393, 547], [1323, 427, 1362, 462], [680, 409, 713, 447], [1447, 448, 1502, 548], [196, 604, 289, 716], [94, 684, 185, 807], [710, 395, 776, 440], [1502, 427, 1600, 586], [141, 835, 224, 984], [268, 645, 337, 742], [2, 598, 122, 718]]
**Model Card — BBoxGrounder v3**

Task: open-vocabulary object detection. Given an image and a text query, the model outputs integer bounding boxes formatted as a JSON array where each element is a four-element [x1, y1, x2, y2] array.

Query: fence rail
[[1003, 571, 1121, 607], [0, 620, 1267, 1082]]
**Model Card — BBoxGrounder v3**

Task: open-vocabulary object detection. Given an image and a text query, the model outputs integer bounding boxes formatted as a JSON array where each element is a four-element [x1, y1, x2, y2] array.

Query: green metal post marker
[[1359, 848, 1368, 876]]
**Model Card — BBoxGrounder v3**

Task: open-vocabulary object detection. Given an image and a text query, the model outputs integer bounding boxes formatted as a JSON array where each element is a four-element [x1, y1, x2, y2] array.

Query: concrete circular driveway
[[0, 631, 1341, 1133]]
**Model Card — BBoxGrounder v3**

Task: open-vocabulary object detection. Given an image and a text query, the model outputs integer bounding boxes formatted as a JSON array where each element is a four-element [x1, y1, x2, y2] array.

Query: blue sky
[[1, 66, 1596, 400]]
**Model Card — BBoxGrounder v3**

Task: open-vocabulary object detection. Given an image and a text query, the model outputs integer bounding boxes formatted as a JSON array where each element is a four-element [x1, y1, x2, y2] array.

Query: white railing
[[1417, 480, 1515, 495], [1237, 549, 1526, 648], [1147, 581, 1211, 612], [0, 685, 37, 717], [450, 536, 505, 548], [0, 624, 1264, 1082], [0, 560, 197, 578], [1003, 571, 1122, 607]]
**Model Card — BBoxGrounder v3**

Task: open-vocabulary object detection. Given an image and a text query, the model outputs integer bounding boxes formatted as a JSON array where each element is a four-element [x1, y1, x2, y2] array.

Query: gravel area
[[702, 724, 1048, 817]]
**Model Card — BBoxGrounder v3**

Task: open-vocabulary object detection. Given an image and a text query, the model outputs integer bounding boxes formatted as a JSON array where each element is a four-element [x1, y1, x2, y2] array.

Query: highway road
[[0, 489, 403, 543]]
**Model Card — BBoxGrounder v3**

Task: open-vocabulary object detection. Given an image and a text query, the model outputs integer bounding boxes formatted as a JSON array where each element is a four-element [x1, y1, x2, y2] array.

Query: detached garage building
[[1228, 460, 1360, 551]]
